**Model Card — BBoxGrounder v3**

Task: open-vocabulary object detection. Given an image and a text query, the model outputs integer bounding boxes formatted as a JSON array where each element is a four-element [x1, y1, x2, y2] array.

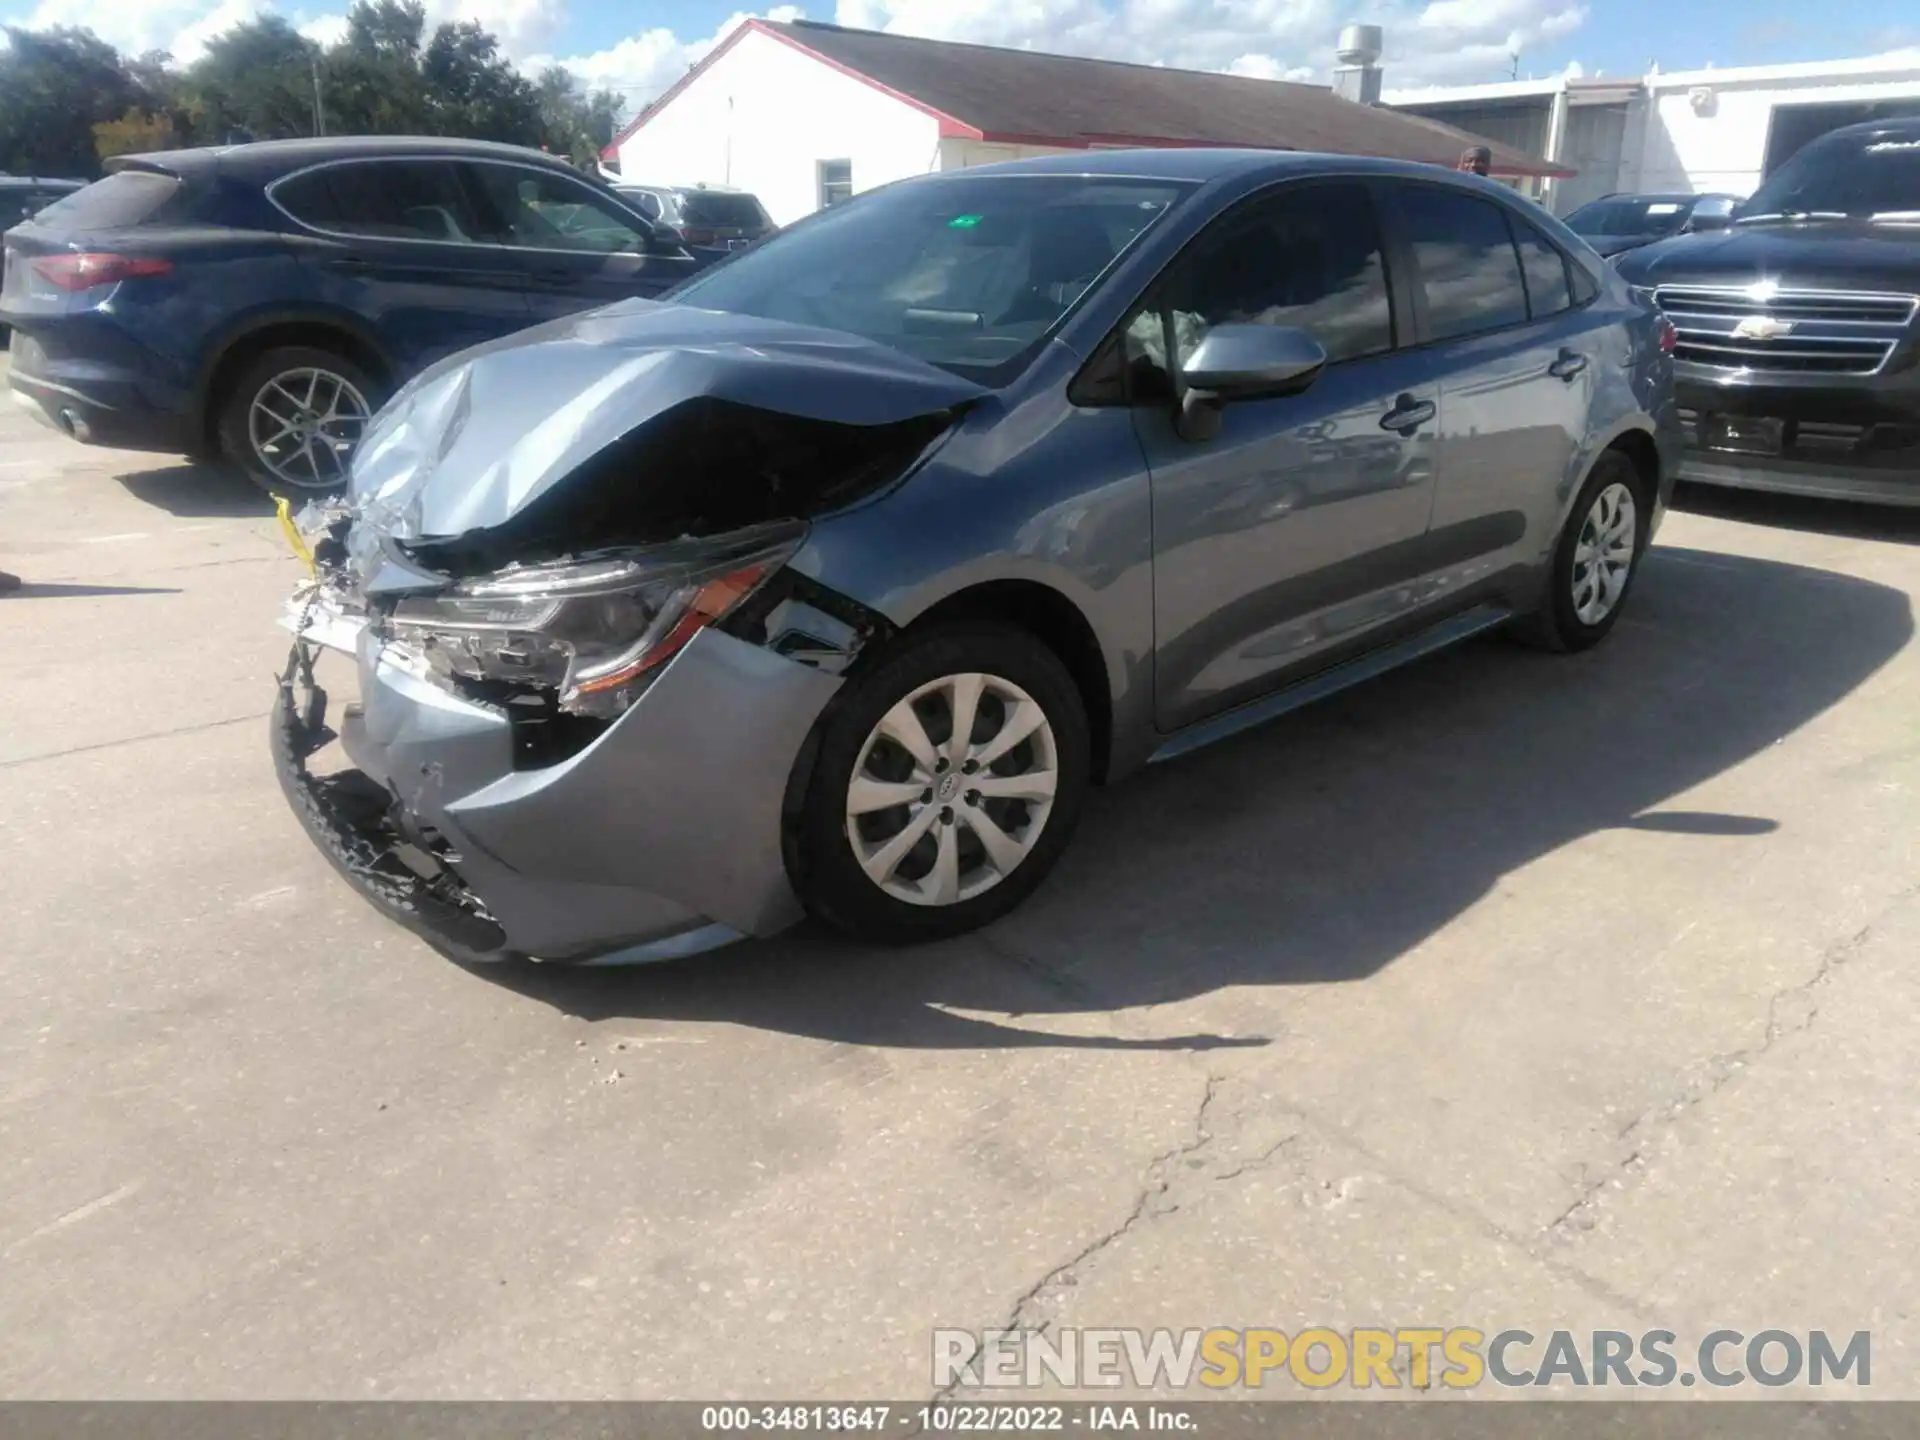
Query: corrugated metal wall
[[1393, 101, 1552, 160], [1557, 103, 1629, 213]]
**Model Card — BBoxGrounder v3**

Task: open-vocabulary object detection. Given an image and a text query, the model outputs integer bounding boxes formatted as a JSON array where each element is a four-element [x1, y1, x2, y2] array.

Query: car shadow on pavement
[[117, 461, 274, 518], [1673, 481, 1920, 545], [479, 545, 1913, 1051]]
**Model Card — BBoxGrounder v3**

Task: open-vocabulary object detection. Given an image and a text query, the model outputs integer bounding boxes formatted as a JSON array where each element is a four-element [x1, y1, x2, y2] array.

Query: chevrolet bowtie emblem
[[1732, 315, 1795, 341]]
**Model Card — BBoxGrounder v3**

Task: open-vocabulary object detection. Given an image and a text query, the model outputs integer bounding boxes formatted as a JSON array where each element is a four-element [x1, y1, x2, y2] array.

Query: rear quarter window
[[29, 171, 181, 230]]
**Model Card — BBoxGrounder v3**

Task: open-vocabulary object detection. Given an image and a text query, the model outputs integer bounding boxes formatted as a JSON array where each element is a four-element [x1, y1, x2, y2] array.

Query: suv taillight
[[30, 253, 173, 292]]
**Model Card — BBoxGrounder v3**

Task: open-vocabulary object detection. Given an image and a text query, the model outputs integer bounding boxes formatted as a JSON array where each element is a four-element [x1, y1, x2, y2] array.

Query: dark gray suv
[[275, 149, 1683, 966]]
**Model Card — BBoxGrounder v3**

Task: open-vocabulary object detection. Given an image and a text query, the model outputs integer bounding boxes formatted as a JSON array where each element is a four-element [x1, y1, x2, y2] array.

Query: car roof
[[107, 135, 590, 184], [917, 146, 1523, 188], [627, 184, 758, 198], [1821, 114, 1920, 143]]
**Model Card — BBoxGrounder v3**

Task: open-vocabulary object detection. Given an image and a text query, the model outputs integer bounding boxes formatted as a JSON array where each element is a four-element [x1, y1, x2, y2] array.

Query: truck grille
[[1654, 285, 1917, 377]]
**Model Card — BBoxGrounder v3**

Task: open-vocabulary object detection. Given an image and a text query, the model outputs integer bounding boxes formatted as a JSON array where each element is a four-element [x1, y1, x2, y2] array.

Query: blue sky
[[9, 0, 1917, 112]]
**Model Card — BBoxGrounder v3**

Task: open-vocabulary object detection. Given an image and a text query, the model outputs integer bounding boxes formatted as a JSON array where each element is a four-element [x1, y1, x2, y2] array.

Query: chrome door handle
[[1379, 396, 1436, 435], [1549, 350, 1589, 381]]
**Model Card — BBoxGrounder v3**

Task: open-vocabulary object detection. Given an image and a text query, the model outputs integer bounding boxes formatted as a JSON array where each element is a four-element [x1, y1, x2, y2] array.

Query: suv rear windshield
[[1736, 129, 1920, 221], [670, 174, 1191, 383], [677, 192, 767, 228], [28, 170, 180, 230], [1565, 196, 1693, 238]]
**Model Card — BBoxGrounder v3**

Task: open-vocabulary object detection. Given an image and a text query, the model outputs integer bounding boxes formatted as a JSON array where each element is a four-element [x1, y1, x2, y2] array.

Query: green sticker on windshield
[[948, 214, 983, 228]]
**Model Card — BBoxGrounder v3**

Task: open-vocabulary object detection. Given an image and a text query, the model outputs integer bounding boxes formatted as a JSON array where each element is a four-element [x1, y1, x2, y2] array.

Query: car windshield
[[1565, 197, 1694, 238], [668, 174, 1192, 382], [678, 192, 767, 227], [1735, 130, 1920, 220]]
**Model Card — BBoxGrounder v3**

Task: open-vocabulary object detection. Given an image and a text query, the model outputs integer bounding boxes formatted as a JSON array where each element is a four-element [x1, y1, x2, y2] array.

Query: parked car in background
[[276, 150, 1679, 967], [1564, 191, 1743, 258], [0, 176, 82, 234], [616, 183, 776, 262], [1614, 116, 1920, 506], [1, 177, 82, 341], [1, 137, 694, 493]]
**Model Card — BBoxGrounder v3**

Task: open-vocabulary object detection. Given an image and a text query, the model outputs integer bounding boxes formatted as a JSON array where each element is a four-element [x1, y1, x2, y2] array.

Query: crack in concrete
[[974, 933, 1099, 1013], [928, 1072, 1269, 1408], [1547, 885, 1918, 1243], [1, 711, 267, 769]]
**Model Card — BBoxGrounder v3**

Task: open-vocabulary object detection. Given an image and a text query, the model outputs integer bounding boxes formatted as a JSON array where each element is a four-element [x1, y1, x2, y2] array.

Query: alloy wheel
[[1571, 481, 1637, 626], [844, 672, 1059, 907], [248, 367, 371, 490]]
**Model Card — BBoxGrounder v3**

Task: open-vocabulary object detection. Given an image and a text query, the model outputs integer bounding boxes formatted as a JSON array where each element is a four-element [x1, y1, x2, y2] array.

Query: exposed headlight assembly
[[387, 521, 804, 719]]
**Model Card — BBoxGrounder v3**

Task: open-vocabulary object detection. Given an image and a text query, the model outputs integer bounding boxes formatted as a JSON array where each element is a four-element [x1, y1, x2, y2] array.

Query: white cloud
[[297, 11, 349, 45], [168, 0, 268, 61], [0, 0, 1589, 107], [532, 5, 802, 107], [422, 0, 563, 56]]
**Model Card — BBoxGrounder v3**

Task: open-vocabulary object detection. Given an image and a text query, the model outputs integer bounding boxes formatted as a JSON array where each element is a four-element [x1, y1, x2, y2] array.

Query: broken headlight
[[387, 521, 804, 719]]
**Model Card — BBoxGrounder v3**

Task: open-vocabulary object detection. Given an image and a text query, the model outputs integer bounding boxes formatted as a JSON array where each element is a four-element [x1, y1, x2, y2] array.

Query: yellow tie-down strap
[[275, 495, 317, 578]]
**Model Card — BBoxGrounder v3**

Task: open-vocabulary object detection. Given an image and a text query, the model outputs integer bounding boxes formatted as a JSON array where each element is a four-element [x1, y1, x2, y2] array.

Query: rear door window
[[274, 160, 489, 243], [1511, 216, 1574, 318], [29, 171, 180, 230], [1396, 185, 1532, 341]]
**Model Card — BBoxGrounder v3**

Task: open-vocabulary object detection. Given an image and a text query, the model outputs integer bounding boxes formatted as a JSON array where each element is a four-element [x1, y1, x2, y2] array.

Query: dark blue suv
[[2, 137, 697, 493]]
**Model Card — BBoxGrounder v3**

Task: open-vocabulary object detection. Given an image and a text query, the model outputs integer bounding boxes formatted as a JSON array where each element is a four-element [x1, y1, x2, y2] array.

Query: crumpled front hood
[[347, 298, 988, 554]]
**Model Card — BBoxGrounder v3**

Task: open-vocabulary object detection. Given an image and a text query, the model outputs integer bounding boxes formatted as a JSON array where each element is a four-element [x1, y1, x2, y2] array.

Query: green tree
[[0, 26, 151, 176], [321, 0, 431, 134], [534, 65, 625, 166], [93, 108, 178, 161], [182, 16, 322, 142], [422, 21, 542, 145]]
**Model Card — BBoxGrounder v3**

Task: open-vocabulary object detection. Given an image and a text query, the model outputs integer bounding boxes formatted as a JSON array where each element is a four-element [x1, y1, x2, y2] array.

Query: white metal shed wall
[[615, 27, 944, 227]]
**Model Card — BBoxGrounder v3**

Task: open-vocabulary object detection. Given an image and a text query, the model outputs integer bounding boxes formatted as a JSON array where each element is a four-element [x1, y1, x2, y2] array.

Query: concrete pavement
[[2, 377, 1916, 1399]]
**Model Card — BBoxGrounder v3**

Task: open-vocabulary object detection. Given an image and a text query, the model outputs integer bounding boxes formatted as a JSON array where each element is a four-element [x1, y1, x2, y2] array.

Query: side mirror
[[1685, 199, 1735, 233], [1175, 324, 1327, 442]]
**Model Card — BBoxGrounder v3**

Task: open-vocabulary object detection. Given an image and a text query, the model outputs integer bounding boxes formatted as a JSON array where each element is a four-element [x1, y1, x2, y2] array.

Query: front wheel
[[792, 624, 1091, 944], [1515, 451, 1649, 653], [217, 346, 380, 496]]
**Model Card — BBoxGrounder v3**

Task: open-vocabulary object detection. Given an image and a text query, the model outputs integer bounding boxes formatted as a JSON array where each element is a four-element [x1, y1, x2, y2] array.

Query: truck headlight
[[387, 520, 803, 718]]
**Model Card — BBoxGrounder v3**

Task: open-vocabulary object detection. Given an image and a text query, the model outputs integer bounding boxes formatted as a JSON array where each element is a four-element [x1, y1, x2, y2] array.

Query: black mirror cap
[[1180, 323, 1329, 403], [1686, 198, 1737, 232]]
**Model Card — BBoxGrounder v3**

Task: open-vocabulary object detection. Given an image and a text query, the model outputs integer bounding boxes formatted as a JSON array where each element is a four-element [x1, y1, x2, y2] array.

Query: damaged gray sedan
[[274, 150, 1681, 963]]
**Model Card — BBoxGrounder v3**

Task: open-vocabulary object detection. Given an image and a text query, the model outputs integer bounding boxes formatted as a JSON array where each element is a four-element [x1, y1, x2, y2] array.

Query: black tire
[[792, 623, 1092, 945], [216, 345, 381, 497], [1514, 449, 1650, 653]]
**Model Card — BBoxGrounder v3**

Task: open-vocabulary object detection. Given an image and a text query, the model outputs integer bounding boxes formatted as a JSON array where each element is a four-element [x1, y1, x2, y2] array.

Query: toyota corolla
[[273, 149, 1680, 964]]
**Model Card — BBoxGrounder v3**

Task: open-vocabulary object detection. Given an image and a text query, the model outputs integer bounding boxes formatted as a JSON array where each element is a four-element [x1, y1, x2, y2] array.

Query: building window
[[818, 159, 853, 209]]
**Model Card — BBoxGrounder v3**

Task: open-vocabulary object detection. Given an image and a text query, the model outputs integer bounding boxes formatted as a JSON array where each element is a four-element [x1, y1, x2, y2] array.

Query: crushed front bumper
[[273, 615, 843, 965]]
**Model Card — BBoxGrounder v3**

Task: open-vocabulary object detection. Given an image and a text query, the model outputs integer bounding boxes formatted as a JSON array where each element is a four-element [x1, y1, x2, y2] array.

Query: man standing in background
[[1458, 145, 1492, 176]]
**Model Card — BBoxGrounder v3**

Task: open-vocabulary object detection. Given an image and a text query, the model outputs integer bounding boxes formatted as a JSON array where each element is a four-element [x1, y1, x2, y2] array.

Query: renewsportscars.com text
[[933, 1327, 1872, 1391]]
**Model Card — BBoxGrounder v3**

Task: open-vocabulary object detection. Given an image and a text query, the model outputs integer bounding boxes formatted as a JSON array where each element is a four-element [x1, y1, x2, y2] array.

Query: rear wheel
[[216, 345, 379, 496], [793, 624, 1091, 944], [1515, 450, 1649, 652]]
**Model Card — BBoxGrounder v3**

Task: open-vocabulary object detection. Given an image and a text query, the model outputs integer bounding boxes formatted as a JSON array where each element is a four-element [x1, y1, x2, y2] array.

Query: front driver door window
[[465, 163, 695, 315], [1129, 180, 1445, 732]]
